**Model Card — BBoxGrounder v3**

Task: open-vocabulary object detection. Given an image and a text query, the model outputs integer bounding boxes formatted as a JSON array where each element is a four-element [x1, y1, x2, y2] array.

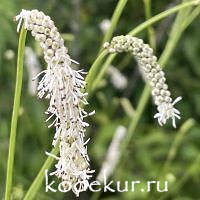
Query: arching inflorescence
[[104, 35, 182, 128]]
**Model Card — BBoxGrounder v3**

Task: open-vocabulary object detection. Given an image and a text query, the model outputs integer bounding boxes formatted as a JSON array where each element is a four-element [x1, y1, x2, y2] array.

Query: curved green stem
[[92, 54, 116, 91], [182, 4, 200, 29], [129, 0, 198, 36], [159, 119, 195, 179], [85, 50, 107, 93], [101, 0, 128, 45], [5, 27, 27, 200], [24, 146, 59, 200], [159, 154, 200, 200], [149, 119, 195, 200], [143, 0, 156, 49]]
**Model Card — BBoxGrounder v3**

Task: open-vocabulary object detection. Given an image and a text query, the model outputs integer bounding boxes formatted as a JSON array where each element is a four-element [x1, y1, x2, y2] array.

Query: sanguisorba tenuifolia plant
[[104, 35, 182, 128], [13, 9, 183, 196], [15, 9, 95, 196]]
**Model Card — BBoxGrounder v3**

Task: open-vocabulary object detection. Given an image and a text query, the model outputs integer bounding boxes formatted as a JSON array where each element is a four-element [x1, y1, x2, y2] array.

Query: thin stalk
[[159, 0, 192, 66], [85, 50, 107, 93], [5, 27, 27, 200], [149, 119, 195, 199], [182, 4, 200, 29], [91, 54, 116, 91], [143, 0, 156, 49], [101, 0, 128, 46], [159, 119, 195, 179], [121, 85, 150, 148], [24, 146, 59, 200], [129, 0, 198, 36], [159, 154, 200, 200], [120, 98, 135, 118]]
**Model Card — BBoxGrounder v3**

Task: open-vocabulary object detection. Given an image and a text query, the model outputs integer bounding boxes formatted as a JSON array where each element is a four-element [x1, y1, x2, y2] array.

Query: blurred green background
[[0, 0, 200, 199]]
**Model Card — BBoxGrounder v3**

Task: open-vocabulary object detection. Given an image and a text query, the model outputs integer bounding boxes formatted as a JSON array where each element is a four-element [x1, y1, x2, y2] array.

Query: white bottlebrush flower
[[96, 125, 127, 182], [16, 9, 94, 196], [104, 35, 182, 128], [107, 65, 128, 90], [25, 47, 41, 95]]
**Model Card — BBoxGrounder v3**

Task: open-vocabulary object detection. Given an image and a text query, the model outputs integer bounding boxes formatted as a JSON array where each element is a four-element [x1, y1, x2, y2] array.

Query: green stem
[[24, 146, 59, 200], [150, 119, 195, 200], [129, 0, 198, 36], [91, 54, 116, 91], [121, 85, 150, 148], [5, 27, 27, 200], [120, 98, 135, 118], [158, 1, 192, 66], [85, 50, 107, 93], [143, 0, 156, 49], [159, 119, 195, 179], [101, 0, 128, 45], [159, 154, 200, 200], [182, 4, 200, 29]]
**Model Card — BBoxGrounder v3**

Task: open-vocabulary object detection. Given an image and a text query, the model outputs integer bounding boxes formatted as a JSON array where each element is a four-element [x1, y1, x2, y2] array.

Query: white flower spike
[[104, 35, 182, 128], [16, 9, 94, 196]]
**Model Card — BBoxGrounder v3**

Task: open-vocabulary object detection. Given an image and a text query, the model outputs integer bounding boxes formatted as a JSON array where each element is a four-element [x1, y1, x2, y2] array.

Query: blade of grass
[[24, 146, 59, 200], [150, 119, 195, 199], [91, 54, 116, 92], [182, 3, 200, 29], [5, 27, 27, 200], [143, 0, 156, 49], [85, 50, 108, 93], [101, 0, 128, 46], [159, 119, 195, 178], [159, 154, 200, 200]]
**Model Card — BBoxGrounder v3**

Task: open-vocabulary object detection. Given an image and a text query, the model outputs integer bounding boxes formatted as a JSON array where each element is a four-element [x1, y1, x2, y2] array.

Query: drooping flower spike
[[16, 9, 94, 196], [104, 35, 182, 128]]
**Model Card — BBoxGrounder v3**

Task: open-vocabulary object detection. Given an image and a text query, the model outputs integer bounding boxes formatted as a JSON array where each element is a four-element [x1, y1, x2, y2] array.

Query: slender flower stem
[[24, 146, 59, 200], [91, 54, 116, 91], [182, 4, 200, 29], [85, 50, 107, 93], [101, 0, 128, 46], [5, 27, 27, 200], [159, 119, 195, 179], [129, 0, 198, 36], [143, 0, 156, 49], [149, 119, 195, 200], [159, 154, 200, 200]]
